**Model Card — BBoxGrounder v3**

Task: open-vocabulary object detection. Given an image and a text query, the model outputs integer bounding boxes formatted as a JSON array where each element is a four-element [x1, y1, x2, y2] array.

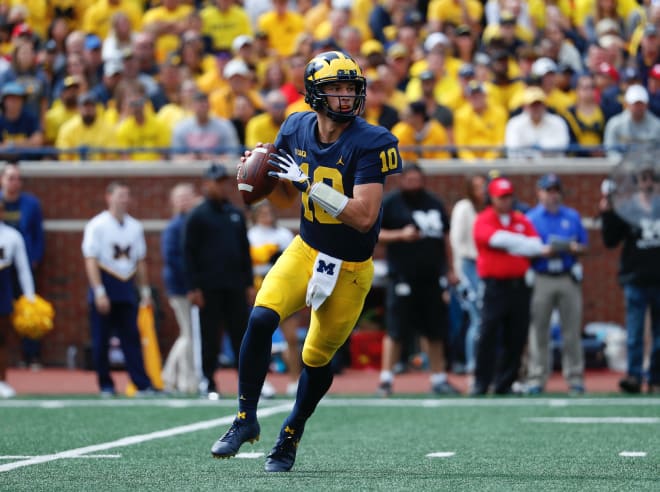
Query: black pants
[[199, 287, 249, 392], [474, 278, 531, 394]]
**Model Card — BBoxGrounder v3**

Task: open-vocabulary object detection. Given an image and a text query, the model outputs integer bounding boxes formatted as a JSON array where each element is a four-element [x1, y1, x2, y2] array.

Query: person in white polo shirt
[[82, 182, 154, 397], [505, 86, 570, 159]]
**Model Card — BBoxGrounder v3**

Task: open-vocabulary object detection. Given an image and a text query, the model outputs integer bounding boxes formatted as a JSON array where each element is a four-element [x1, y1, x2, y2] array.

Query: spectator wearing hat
[[427, 0, 483, 35], [82, 0, 143, 40], [360, 39, 386, 70], [481, 10, 529, 56], [361, 70, 400, 131], [563, 73, 606, 156], [82, 34, 105, 88], [471, 177, 548, 395], [604, 84, 660, 154], [647, 64, 660, 117], [634, 24, 660, 87], [210, 58, 263, 120], [525, 173, 588, 395], [522, 56, 573, 115], [200, 0, 252, 54], [91, 58, 124, 107], [600, 65, 641, 122], [172, 90, 240, 160], [417, 70, 454, 133], [385, 42, 412, 92], [405, 32, 461, 107], [391, 101, 451, 163], [0, 42, 50, 123], [594, 61, 620, 99], [452, 24, 478, 65], [256, 0, 304, 58], [143, 0, 194, 64], [0, 82, 44, 161], [505, 86, 570, 158], [44, 76, 81, 145], [56, 92, 117, 161], [486, 50, 526, 111], [115, 91, 171, 161], [454, 80, 507, 160], [102, 12, 136, 64], [183, 162, 254, 398]]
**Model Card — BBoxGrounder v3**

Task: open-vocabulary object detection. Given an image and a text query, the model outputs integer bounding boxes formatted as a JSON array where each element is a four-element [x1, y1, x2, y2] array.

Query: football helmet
[[304, 51, 366, 123]]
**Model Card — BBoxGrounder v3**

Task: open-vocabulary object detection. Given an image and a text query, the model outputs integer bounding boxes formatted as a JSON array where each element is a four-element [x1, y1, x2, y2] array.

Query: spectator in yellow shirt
[[55, 92, 117, 161], [257, 0, 305, 58], [454, 81, 507, 161], [44, 76, 81, 145], [201, 0, 252, 53], [142, 0, 193, 63], [83, 0, 142, 40], [115, 93, 171, 161], [427, 0, 484, 34], [245, 89, 287, 149], [209, 58, 263, 120], [392, 101, 452, 163]]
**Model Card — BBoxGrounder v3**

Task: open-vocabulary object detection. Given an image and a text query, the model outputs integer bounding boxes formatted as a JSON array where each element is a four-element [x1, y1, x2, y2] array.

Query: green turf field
[[1, 396, 659, 491]]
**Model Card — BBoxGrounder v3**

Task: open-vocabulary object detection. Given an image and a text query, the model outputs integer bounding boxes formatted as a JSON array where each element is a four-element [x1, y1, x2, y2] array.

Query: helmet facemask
[[304, 51, 366, 123]]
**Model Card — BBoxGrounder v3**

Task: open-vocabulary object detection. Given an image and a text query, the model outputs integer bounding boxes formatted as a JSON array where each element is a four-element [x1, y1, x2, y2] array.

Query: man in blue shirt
[[525, 174, 588, 395]]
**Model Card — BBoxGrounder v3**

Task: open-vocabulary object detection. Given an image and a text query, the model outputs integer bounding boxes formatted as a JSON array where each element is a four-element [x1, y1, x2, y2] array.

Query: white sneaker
[[286, 382, 298, 397], [261, 380, 276, 399], [0, 381, 16, 398]]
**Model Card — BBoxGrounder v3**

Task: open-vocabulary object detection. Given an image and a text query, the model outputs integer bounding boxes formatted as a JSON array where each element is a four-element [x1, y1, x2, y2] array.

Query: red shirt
[[473, 206, 539, 279]]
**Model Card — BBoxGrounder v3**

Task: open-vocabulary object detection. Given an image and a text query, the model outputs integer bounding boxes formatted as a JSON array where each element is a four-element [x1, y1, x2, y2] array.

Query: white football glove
[[268, 149, 311, 193]]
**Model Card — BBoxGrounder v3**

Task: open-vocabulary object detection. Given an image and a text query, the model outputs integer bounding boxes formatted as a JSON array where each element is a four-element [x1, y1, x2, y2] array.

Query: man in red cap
[[471, 177, 550, 395]]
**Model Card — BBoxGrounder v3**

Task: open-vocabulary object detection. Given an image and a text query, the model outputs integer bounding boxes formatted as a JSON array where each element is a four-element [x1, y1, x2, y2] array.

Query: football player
[[211, 51, 402, 471]]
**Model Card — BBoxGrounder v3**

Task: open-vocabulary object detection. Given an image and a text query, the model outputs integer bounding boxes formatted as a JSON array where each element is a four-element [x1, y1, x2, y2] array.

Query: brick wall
[[10, 160, 624, 366]]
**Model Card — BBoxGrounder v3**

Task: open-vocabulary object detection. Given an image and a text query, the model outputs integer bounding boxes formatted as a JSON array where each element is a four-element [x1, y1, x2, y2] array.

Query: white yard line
[[0, 403, 291, 473], [0, 455, 121, 459], [1, 397, 659, 409], [523, 417, 660, 424]]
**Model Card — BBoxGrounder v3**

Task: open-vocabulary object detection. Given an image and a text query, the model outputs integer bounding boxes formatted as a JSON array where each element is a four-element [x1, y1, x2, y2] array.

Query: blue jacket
[[161, 213, 188, 296], [0, 191, 45, 266]]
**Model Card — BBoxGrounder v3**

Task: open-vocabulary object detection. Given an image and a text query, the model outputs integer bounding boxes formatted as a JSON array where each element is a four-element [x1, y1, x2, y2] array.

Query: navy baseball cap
[[537, 173, 562, 190], [205, 163, 230, 180]]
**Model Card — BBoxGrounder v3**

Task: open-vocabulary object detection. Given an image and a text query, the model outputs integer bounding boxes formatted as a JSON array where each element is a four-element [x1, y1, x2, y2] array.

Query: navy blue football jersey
[[275, 112, 401, 261]]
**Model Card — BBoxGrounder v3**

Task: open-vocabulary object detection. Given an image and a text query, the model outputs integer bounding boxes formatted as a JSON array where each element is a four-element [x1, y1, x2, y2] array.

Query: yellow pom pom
[[11, 295, 56, 340]]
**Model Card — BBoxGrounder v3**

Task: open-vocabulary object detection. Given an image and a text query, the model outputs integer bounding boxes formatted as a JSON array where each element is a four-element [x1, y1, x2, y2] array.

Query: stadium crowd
[[0, 0, 659, 160]]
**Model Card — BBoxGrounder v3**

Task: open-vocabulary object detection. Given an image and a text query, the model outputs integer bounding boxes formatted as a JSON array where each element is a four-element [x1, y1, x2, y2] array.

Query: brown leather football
[[237, 143, 279, 205]]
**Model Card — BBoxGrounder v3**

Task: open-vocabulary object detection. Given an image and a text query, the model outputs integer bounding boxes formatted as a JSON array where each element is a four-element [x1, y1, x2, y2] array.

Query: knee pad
[[302, 344, 333, 367], [248, 306, 280, 335]]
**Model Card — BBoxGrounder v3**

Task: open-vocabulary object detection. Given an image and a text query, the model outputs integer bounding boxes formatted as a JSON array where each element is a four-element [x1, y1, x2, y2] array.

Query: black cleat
[[619, 376, 641, 394], [376, 381, 392, 398], [211, 415, 260, 459], [264, 425, 301, 472]]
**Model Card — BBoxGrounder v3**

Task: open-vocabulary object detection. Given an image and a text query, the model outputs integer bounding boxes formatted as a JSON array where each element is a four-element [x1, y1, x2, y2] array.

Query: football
[[237, 143, 279, 205]]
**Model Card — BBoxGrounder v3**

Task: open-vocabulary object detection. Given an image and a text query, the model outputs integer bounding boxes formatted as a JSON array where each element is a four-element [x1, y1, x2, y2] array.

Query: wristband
[[309, 182, 349, 218], [94, 285, 107, 298], [140, 286, 151, 300]]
